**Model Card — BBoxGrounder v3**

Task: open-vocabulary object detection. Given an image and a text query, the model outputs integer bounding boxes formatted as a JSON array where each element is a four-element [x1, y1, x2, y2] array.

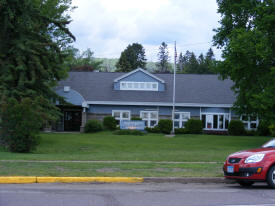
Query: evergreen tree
[[0, 0, 75, 152], [116, 43, 147, 72], [184, 52, 199, 73], [197, 53, 207, 74], [177, 49, 216, 74], [177, 52, 184, 73], [156, 42, 171, 73], [204, 48, 215, 74]]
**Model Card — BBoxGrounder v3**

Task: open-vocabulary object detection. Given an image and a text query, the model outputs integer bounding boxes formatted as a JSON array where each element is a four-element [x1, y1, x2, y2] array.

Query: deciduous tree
[[213, 0, 275, 123]]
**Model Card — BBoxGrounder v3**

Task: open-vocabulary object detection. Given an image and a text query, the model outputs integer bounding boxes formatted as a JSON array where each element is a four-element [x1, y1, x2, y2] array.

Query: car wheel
[[237, 180, 254, 187], [267, 165, 275, 188]]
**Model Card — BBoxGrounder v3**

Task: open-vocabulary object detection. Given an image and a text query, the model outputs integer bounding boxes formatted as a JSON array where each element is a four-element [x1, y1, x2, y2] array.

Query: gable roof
[[57, 71, 236, 106], [113, 68, 165, 83]]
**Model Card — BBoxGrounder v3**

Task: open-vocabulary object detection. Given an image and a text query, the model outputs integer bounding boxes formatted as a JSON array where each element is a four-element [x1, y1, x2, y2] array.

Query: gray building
[[54, 68, 258, 132]]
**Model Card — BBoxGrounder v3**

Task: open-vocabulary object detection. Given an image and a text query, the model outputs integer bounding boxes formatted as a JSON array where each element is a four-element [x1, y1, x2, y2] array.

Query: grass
[[0, 132, 271, 177], [0, 162, 223, 177]]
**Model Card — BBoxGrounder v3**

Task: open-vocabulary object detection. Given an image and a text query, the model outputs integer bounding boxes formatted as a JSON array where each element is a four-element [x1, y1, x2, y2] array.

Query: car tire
[[267, 165, 275, 188], [237, 180, 254, 187]]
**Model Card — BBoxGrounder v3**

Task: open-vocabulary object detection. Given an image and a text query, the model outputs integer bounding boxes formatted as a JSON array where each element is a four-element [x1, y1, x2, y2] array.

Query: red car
[[224, 138, 275, 188]]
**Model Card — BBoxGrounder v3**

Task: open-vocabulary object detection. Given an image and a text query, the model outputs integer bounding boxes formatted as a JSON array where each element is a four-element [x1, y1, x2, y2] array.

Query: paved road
[[0, 182, 275, 206]]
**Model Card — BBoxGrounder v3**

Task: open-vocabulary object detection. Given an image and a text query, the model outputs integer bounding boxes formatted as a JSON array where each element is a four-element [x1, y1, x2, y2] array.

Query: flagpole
[[172, 41, 177, 135]]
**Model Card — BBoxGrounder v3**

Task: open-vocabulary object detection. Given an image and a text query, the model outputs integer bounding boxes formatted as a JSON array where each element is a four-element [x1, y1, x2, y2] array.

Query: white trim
[[56, 87, 87, 107], [86, 101, 233, 108], [120, 81, 158, 91], [114, 68, 165, 83], [240, 115, 259, 130], [112, 110, 131, 123], [201, 112, 230, 131], [140, 110, 158, 128], [174, 112, 190, 128]]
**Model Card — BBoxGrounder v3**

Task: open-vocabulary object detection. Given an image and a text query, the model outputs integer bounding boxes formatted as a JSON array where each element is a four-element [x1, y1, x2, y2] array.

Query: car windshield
[[262, 139, 275, 148]]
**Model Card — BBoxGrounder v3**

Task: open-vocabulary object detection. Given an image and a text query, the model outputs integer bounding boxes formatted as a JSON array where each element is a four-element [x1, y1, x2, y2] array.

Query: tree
[[197, 53, 208, 74], [213, 0, 275, 123], [116, 43, 147, 72], [204, 48, 216, 74], [184, 52, 199, 74], [64, 47, 103, 71], [177, 52, 184, 73], [156, 42, 171, 73], [0, 0, 75, 152]]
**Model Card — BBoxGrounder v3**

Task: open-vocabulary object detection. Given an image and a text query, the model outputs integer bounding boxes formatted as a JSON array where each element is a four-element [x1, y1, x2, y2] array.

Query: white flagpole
[[172, 41, 177, 134]]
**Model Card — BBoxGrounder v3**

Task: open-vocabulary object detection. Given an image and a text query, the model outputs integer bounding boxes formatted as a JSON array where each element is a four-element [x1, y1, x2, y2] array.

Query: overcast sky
[[69, 0, 222, 62]]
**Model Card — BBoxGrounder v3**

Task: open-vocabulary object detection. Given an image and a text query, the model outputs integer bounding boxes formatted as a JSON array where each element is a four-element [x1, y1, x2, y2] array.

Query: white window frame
[[120, 81, 158, 91], [140, 111, 158, 128], [240, 115, 259, 130], [112, 110, 131, 124], [201, 113, 230, 131], [174, 112, 190, 128]]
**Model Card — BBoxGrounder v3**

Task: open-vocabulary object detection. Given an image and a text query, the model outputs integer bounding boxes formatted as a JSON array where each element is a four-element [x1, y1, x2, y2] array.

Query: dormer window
[[120, 81, 158, 91]]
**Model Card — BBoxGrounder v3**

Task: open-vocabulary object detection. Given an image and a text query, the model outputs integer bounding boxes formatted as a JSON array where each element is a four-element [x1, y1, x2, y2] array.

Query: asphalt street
[[0, 182, 275, 206]]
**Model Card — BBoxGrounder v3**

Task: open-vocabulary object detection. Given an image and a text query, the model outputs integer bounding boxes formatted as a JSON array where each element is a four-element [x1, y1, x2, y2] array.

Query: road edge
[[0, 176, 232, 184]]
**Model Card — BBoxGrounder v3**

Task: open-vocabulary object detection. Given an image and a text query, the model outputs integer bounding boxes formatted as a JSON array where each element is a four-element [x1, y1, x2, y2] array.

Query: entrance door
[[206, 114, 213, 129], [64, 111, 82, 131]]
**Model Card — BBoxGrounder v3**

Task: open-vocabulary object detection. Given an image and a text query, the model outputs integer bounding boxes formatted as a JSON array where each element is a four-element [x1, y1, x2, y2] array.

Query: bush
[[228, 120, 245, 136], [84, 119, 103, 133], [131, 117, 142, 120], [185, 119, 203, 134], [257, 120, 271, 136], [0, 98, 43, 153], [203, 130, 228, 135], [113, 129, 144, 136], [245, 130, 257, 136], [175, 128, 188, 134], [145, 126, 161, 133], [270, 124, 275, 136], [103, 116, 117, 131], [157, 119, 173, 134]]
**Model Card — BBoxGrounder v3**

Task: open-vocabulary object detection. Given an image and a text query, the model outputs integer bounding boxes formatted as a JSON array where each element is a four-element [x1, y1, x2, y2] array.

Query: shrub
[[0, 98, 43, 153], [103, 116, 117, 131], [131, 117, 142, 120], [84, 119, 103, 133], [145, 126, 161, 133], [228, 120, 245, 136], [245, 130, 257, 136], [185, 119, 203, 134], [113, 129, 144, 136], [257, 120, 271, 136], [270, 124, 275, 136], [175, 128, 188, 134], [158, 119, 173, 134], [203, 130, 228, 135]]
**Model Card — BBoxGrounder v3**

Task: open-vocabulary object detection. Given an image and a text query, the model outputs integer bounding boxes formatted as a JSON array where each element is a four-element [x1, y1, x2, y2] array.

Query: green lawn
[[0, 132, 271, 177]]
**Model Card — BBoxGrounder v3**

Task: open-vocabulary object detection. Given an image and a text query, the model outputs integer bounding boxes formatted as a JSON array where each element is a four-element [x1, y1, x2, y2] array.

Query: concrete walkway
[[0, 160, 223, 164]]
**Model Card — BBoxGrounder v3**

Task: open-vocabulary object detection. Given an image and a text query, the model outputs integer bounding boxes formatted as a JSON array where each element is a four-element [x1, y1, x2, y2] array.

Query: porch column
[[80, 107, 87, 133]]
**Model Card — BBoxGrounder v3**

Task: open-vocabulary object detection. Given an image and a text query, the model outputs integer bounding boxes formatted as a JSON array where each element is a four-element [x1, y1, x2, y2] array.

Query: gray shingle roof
[[57, 71, 235, 105]]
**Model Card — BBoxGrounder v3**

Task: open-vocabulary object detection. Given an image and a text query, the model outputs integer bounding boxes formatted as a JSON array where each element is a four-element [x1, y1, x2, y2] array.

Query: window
[[140, 111, 158, 128], [174, 112, 190, 128], [241, 115, 258, 130], [120, 81, 158, 91], [201, 113, 230, 130], [112, 110, 131, 125]]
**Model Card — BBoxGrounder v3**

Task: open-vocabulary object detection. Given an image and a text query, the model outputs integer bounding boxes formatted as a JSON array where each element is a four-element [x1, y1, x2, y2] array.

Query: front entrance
[[55, 106, 82, 132], [64, 110, 82, 131]]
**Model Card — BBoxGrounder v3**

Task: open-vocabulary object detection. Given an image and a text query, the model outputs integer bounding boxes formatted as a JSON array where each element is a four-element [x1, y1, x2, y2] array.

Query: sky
[[69, 0, 222, 62]]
